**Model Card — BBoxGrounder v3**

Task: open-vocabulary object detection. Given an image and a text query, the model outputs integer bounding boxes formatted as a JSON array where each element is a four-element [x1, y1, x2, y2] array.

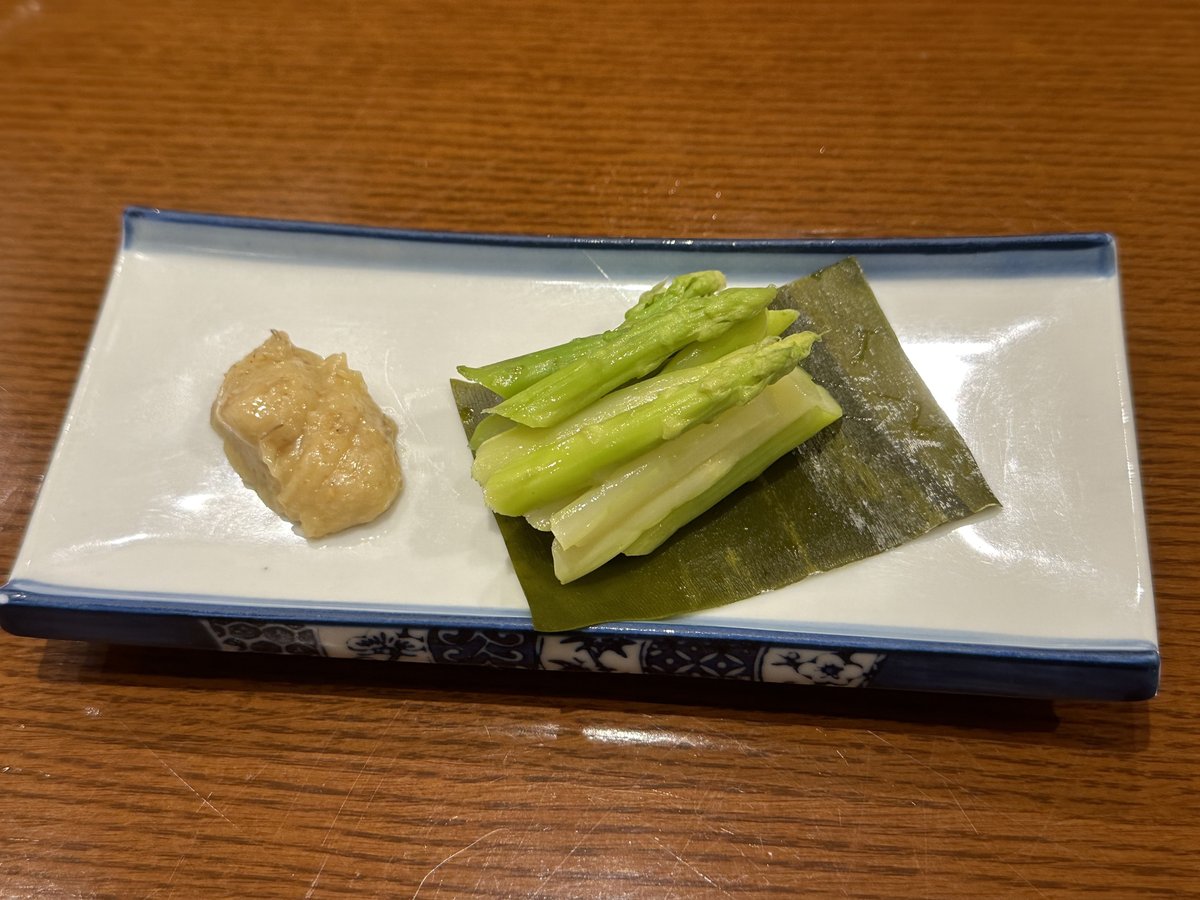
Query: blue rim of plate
[[124, 204, 1117, 255], [0, 208, 1154, 701]]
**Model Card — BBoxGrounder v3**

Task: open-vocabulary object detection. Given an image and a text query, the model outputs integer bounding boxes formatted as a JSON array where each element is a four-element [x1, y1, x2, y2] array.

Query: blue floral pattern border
[[202, 620, 885, 688]]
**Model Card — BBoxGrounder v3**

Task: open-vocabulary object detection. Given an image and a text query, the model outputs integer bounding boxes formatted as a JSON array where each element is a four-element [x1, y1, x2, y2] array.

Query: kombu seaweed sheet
[[451, 258, 999, 632]]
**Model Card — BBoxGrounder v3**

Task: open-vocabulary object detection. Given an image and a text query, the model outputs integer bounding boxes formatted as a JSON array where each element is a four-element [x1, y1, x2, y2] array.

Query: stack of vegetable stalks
[[457, 272, 844, 584]]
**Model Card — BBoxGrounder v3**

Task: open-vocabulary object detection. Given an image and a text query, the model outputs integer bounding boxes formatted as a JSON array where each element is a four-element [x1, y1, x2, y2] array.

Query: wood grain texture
[[2, 0, 1198, 896]]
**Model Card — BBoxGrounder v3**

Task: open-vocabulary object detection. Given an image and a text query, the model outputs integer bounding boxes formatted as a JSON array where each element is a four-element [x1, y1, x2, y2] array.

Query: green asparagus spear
[[456, 270, 725, 398], [487, 286, 780, 428], [472, 327, 823, 485], [478, 332, 820, 516], [548, 368, 809, 552], [623, 369, 842, 556], [661, 308, 799, 373], [623, 270, 726, 321], [474, 307, 799, 462], [467, 412, 517, 452], [544, 370, 805, 579], [472, 353, 736, 484]]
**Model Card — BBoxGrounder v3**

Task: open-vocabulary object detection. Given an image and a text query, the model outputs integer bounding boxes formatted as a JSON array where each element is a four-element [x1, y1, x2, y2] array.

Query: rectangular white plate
[[1, 208, 1157, 699]]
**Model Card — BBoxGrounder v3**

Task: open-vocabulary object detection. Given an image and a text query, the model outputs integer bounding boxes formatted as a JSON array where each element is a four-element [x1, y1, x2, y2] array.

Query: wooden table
[[3, 1, 1198, 895]]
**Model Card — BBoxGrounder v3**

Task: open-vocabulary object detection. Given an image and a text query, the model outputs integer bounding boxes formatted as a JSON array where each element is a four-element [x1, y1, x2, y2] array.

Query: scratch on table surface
[[868, 730, 984, 836], [1004, 860, 1050, 897], [712, 826, 764, 867], [321, 760, 372, 847], [274, 769, 318, 839], [359, 772, 391, 820], [306, 761, 373, 897], [309, 707, 407, 894], [352, 702, 408, 829], [245, 761, 269, 782], [948, 788, 980, 835], [271, 711, 352, 838], [650, 788, 685, 801], [141, 742, 240, 831], [412, 827, 505, 899], [228, 760, 272, 806], [181, 779, 235, 827], [866, 730, 955, 784], [305, 855, 331, 900], [158, 829, 201, 898], [1020, 195, 1078, 231], [653, 835, 734, 898], [534, 813, 611, 895]]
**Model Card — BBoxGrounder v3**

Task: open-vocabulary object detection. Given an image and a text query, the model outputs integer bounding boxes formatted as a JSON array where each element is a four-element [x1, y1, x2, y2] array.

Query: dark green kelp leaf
[[451, 258, 999, 632]]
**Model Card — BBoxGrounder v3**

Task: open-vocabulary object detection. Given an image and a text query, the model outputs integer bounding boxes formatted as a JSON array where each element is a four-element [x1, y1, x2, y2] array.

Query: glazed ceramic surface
[[0, 209, 1157, 699]]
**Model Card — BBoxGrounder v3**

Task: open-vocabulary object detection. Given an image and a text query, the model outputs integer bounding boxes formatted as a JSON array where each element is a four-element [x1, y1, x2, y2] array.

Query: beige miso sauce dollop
[[211, 330, 403, 538]]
